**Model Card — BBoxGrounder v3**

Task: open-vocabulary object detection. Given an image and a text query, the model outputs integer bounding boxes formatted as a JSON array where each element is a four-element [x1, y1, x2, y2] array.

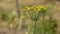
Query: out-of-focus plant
[[0, 8, 8, 21], [25, 6, 41, 34], [45, 15, 57, 34], [8, 10, 17, 29], [1, 9, 16, 28], [25, 6, 41, 21], [0, 7, 17, 29], [25, 5, 48, 34], [35, 15, 57, 34], [18, 15, 26, 29], [41, 6, 49, 34]]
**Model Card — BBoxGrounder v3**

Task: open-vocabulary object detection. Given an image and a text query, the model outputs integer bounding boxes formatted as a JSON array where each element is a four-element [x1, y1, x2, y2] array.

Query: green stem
[[34, 21, 37, 34], [42, 14, 45, 34]]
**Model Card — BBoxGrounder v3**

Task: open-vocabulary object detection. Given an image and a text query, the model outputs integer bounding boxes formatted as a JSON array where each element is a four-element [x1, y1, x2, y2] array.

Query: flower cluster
[[24, 5, 49, 34], [24, 5, 48, 21], [25, 5, 48, 12]]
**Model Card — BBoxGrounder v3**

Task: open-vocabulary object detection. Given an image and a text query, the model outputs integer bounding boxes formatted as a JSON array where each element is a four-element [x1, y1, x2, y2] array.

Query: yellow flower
[[36, 6, 44, 11], [36, 6, 44, 9], [38, 8, 41, 11], [39, 6, 44, 8], [25, 6, 30, 10], [25, 32, 28, 34], [21, 16, 25, 19], [30, 6, 36, 9]]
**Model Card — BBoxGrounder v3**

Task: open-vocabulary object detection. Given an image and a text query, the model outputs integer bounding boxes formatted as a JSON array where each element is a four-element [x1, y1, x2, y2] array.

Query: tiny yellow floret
[[25, 6, 30, 10], [21, 16, 25, 19]]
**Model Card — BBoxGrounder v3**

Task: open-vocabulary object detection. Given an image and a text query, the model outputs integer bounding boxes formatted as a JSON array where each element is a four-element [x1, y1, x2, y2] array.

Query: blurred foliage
[[0, 7, 17, 29], [0, 7, 8, 21], [29, 15, 57, 34], [44, 15, 57, 34]]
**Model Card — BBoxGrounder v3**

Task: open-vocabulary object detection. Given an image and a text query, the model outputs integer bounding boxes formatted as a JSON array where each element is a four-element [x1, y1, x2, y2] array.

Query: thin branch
[[14, 0, 20, 31], [16, 0, 20, 18]]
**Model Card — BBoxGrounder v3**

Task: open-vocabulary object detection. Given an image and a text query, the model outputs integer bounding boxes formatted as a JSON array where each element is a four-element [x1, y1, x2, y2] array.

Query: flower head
[[30, 6, 36, 9], [37, 8, 41, 11], [20, 16, 25, 19], [36, 6, 44, 9], [25, 6, 30, 10]]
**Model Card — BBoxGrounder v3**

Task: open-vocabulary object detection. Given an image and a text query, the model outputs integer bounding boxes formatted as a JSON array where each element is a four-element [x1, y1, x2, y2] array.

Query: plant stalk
[[16, 0, 21, 30], [42, 13, 45, 34], [34, 21, 37, 34]]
